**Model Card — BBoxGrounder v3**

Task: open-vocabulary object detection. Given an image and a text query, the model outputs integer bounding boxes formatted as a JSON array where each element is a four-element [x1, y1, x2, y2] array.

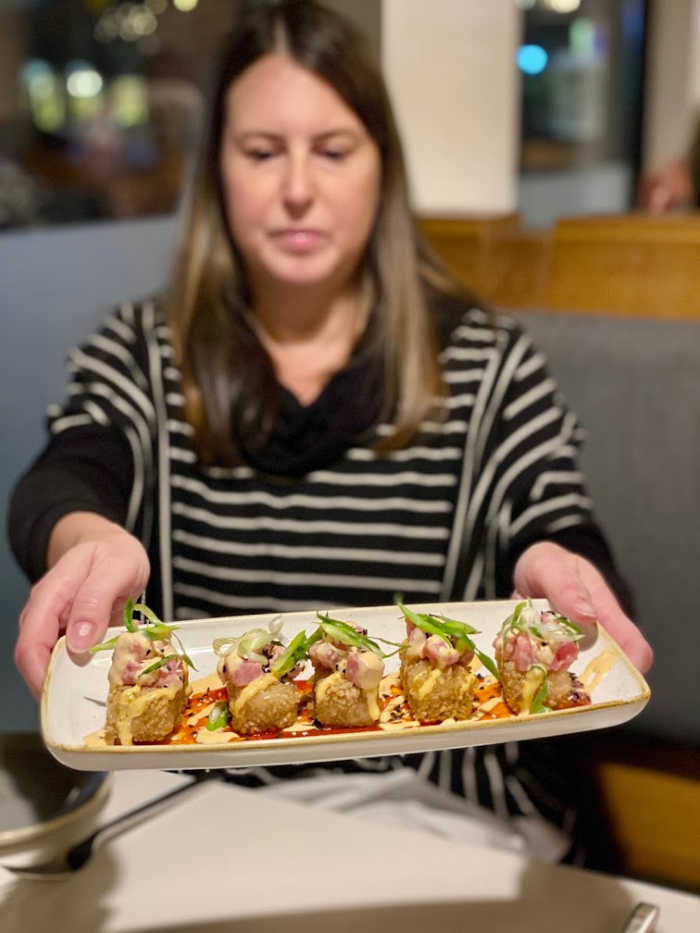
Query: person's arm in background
[[636, 117, 699, 213], [636, 157, 693, 213]]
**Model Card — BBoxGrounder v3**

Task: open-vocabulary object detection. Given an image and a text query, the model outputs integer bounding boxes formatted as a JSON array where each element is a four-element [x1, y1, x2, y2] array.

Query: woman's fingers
[[575, 559, 654, 673], [14, 532, 150, 698], [513, 541, 653, 674], [513, 542, 597, 622], [15, 545, 94, 698], [64, 542, 149, 654]]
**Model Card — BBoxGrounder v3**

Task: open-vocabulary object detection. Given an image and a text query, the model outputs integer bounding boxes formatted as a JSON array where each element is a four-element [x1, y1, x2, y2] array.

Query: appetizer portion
[[397, 601, 496, 723], [92, 601, 193, 746], [81, 600, 606, 752], [214, 623, 309, 735], [309, 614, 385, 727], [494, 600, 589, 714]]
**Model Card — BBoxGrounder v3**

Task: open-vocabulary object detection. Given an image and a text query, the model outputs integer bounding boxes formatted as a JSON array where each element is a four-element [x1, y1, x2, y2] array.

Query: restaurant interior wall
[[382, 0, 520, 215], [0, 215, 179, 727], [642, 0, 699, 172]]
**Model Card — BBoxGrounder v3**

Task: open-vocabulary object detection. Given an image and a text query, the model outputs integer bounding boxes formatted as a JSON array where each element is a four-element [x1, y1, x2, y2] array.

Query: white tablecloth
[[1, 770, 698, 932]]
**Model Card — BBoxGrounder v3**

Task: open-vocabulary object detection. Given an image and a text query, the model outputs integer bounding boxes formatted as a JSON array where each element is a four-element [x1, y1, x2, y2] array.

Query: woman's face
[[219, 53, 381, 296]]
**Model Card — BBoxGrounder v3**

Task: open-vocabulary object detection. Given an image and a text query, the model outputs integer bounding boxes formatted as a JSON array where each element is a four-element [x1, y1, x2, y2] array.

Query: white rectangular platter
[[42, 600, 650, 771]]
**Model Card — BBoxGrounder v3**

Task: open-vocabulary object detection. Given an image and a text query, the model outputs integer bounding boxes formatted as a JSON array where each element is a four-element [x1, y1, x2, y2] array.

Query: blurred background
[[0, 0, 698, 894], [1, 0, 697, 228]]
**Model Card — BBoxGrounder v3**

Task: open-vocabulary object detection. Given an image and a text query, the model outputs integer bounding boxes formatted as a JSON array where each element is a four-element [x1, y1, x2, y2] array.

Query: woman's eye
[[246, 149, 274, 161], [320, 149, 348, 161]]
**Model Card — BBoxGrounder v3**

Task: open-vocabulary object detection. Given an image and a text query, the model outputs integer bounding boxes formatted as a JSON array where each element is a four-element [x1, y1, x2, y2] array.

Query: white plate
[[41, 600, 650, 771]]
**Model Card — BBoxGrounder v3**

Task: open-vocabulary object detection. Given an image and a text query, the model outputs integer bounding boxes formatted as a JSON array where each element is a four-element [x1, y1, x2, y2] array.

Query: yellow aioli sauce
[[83, 650, 602, 749], [415, 668, 442, 699], [84, 729, 107, 748], [364, 688, 380, 722], [194, 727, 241, 745], [518, 667, 546, 716], [315, 671, 343, 708], [479, 696, 503, 714], [316, 670, 381, 722], [580, 649, 618, 694], [232, 673, 278, 722]]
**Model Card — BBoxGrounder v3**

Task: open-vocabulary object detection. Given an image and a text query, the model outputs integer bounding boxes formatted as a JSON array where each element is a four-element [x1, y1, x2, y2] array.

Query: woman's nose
[[282, 154, 314, 215]]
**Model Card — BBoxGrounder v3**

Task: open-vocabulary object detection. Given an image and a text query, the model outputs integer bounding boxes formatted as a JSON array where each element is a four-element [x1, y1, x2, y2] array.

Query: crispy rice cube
[[313, 671, 380, 726], [105, 681, 188, 746], [498, 659, 582, 714], [400, 656, 476, 722], [229, 673, 298, 735]]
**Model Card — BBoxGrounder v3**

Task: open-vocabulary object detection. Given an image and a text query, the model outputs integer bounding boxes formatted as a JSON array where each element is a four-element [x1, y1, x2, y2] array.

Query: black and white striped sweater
[[9, 295, 627, 856]]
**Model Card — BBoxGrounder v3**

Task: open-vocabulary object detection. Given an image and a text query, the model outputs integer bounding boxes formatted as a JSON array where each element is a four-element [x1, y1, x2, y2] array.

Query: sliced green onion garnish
[[396, 601, 465, 643], [395, 601, 451, 644], [130, 602, 164, 628], [268, 616, 283, 640], [316, 614, 383, 655], [123, 597, 138, 633], [206, 701, 230, 732], [473, 648, 500, 680], [139, 653, 180, 677], [142, 622, 177, 641], [503, 600, 527, 641], [212, 636, 240, 657], [238, 629, 273, 659], [529, 670, 550, 714], [170, 632, 196, 671], [512, 601, 526, 626], [270, 629, 320, 679], [430, 613, 480, 636], [396, 600, 499, 677], [89, 635, 120, 654], [374, 635, 402, 658], [555, 614, 584, 637]]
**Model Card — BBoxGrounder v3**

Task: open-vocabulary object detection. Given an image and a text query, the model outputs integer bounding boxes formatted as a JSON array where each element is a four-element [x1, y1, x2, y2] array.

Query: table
[[1, 770, 698, 932]]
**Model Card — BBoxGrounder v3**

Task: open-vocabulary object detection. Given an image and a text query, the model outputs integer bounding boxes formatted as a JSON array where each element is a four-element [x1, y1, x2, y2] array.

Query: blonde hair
[[168, 0, 462, 464]]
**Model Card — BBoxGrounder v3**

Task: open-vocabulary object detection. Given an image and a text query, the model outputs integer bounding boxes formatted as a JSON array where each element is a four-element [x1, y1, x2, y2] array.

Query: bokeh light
[[517, 44, 549, 76], [544, 0, 582, 13]]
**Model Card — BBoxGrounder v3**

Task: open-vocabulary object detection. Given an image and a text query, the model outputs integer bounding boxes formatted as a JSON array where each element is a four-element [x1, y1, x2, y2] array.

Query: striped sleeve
[[441, 315, 597, 600], [46, 302, 157, 537], [8, 303, 160, 581], [482, 324, 596, 596]]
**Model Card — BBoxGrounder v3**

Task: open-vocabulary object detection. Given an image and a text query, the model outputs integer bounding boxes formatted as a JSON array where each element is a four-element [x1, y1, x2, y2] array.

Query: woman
[[9, 0, 650, 859]]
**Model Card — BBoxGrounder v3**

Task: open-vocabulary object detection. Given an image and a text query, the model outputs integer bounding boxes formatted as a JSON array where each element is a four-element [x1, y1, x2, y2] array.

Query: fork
[[619, 903, 660, 933], [5, 771, 217, 880]]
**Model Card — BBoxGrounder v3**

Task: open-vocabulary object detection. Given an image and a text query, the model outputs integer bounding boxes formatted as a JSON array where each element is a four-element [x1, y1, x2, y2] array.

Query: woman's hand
[[14, 512, 150, 699], [513, 541, 653, 673]]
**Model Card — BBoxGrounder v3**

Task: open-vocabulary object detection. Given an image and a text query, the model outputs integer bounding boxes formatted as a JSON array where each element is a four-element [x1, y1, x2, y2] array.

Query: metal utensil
[[620, 903, 660, 933], [5, 772, 216, 880]]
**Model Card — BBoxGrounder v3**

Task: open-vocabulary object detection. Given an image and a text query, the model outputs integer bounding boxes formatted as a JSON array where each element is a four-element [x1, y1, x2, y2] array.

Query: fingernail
[[573, 598, 596, 619], [68, 621, 96, 653]]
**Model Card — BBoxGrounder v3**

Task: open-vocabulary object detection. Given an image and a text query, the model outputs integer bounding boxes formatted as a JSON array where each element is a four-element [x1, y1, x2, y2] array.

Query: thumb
[[64, 535, 150, 654], [514, 542, 597, 624], [65, 584, 115, 654]]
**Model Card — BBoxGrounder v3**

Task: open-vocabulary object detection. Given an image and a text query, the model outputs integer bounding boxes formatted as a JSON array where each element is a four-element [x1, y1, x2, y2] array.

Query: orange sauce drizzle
[[474, 681, 503, 703], [476, 702, 511, 721], [144, 669, 590, 747]]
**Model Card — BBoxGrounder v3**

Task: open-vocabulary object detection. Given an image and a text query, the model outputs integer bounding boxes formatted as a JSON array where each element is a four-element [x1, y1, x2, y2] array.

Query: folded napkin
[[257, 767, 570, 862]]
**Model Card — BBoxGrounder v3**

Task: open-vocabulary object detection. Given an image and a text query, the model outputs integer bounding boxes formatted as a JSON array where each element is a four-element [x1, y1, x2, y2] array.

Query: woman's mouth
[[270, 229, 327, 253]]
